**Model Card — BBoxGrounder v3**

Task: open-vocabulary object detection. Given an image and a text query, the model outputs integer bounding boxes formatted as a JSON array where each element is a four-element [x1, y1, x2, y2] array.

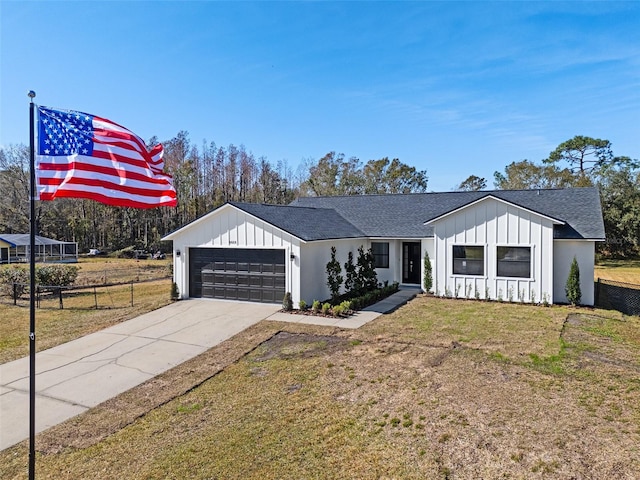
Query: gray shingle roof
[[289, 187, 605, 240], [228, 202, 365, 241]]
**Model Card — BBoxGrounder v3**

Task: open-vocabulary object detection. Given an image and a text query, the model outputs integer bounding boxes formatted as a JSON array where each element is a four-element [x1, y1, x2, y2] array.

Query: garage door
[[189, 248, 286, 303]]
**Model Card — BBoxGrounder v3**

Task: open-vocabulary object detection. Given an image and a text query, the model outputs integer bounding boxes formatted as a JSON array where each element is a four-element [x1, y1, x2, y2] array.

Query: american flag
[[36, 106, 177, 209]]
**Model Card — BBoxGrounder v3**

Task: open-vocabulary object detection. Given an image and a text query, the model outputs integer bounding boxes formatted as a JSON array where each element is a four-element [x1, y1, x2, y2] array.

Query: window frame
[[452, 245, 485, 276], [496, 245, 533, 279], [371, 242, 390, 269]]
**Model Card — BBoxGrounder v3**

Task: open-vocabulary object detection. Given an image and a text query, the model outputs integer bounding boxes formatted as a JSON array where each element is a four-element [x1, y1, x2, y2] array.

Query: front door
[[402, 242, 421, 284]]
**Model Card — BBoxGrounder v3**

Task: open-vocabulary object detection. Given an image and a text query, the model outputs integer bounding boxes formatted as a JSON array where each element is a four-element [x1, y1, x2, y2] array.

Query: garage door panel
[[190, 248, 285, 304]]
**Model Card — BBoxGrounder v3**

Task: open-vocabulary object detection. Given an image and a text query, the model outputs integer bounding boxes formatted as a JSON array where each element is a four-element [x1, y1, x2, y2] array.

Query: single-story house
[[162, 187, 605, 306]]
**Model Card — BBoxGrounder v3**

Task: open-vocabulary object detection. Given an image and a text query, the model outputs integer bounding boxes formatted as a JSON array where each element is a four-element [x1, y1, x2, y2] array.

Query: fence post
[[58, 287, 63, 310], [13, 283, 17, 306]]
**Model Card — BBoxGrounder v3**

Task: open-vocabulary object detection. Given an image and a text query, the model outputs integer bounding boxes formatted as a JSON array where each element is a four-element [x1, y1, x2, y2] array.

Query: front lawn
[[2, 296, 639, 479]]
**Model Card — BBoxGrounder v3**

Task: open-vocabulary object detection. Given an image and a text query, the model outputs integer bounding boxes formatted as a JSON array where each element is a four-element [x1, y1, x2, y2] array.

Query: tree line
[[458, 136, 639, 257], [0, 133, 637, 257]]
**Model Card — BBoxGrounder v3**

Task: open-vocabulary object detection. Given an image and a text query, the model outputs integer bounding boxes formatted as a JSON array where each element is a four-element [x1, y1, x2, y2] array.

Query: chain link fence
[[594, 278, 640, 316]]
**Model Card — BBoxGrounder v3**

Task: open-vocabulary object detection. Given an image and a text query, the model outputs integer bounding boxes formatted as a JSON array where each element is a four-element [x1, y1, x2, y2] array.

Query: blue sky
[[1, 1, 638, 192]]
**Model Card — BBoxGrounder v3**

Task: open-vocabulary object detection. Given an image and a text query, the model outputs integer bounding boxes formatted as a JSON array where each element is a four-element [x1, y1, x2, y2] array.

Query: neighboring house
[[162, 187, 605, 306], [0, 234, 78, 263]]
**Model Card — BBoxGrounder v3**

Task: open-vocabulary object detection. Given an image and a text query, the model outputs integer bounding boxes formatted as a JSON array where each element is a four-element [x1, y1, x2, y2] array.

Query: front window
[[453, 245, 484, 276], [497, 246, 531, 278], [371, 242, 389, 268]]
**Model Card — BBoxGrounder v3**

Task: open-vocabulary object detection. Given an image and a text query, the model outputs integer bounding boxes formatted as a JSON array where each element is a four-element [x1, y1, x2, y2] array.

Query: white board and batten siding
[[169, 204, 301, 301], [430, 197, 556, 303], [553, 240, 596, 306]]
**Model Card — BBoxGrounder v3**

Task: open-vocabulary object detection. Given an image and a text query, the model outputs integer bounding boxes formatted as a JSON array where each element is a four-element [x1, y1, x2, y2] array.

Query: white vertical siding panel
[[237, 215, 246, 245], [430, 197, 564, 304], [264, 225, 273, 247], [520, 214, 531, 244]]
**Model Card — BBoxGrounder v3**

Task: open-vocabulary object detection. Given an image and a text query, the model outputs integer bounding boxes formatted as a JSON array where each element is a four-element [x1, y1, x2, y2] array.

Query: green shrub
[[321, 302, 331, 315], [170, 282, 180, 300], [0, 265, 29, 298], [565, 256, 582, 305], [344, 251, 357, 295], [36, 264, 79, 287], [0, 264, 79, 299], [298, 299, 307, 310], [356, 245, 377, 293], [312, 300, 321, 313], [423, 251, 432, 293], [326, 246, 343, 303], [282, 292, 293, 311], [332, 304, 344, 316], [339, 300, 351, 311]]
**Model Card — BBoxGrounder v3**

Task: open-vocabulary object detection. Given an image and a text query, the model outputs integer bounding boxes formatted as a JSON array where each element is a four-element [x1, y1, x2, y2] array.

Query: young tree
[[565, 256, 582, 306], [423, 251, 433, 293], [326, 246, 343, 303], [355, 245, 378, 293], [344, 251, 357, 295]]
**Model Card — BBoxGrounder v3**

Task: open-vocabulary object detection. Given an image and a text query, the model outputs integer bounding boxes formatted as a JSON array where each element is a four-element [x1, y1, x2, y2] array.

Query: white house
[[162, 187, 605, 306]]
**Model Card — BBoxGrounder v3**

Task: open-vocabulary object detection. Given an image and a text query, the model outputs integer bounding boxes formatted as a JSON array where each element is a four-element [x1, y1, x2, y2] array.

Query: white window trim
[[495, 244, 535, 281], [451, 244, 486, 278]]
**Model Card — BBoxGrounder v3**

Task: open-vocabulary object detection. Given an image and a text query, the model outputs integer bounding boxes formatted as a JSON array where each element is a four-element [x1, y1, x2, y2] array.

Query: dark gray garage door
[[189, 248, 285, 303]]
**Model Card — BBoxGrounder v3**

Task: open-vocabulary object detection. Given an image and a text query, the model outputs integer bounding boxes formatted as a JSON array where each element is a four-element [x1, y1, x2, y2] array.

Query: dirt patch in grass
[[251, 331, 352, 362], [2, 299, 640, 479]]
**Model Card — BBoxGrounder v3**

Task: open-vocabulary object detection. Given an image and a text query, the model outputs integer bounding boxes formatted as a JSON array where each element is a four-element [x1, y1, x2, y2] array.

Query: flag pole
[[28, 90, 37, 480]]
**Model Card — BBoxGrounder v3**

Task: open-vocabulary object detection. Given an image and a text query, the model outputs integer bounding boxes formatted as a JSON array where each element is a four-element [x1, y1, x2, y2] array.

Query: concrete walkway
[[0, 288, 418, 451]]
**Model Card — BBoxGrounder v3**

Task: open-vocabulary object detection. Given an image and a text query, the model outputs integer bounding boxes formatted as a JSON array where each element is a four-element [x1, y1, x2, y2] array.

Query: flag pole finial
[[28, 90, 36, 101]]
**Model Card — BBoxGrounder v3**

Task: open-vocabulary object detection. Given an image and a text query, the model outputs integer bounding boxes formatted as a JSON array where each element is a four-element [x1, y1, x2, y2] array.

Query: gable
[[424, 195, 564, 227], [426, 196, 558, 245]]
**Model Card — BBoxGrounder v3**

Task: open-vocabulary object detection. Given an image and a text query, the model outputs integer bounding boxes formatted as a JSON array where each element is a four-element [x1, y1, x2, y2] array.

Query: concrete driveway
[[0, 288, 418, 451], [0, 299, 279, 451]]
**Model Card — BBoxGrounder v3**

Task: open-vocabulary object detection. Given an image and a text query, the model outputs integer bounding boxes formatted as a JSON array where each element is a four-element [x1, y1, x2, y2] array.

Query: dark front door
[[402, 242, 421, 284]]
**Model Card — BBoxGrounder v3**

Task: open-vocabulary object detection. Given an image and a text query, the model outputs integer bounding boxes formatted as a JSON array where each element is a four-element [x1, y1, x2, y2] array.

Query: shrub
[[170, 282, 180, 300], [321, 302, 331, 315], [565, 256, 582, 305], [298, 299, 307, 310], [423, 251, 432, 293], [339, 300, 351, 312], [312, 300, 321, 313], [0, 265, 29, 299], [332, 304, 345, 316], [344, 251, 357, 295], [36, 264, 79, 287], [356, 245, 377, 293], [282, 292, 293, 311], [326, 246, 343, 303]]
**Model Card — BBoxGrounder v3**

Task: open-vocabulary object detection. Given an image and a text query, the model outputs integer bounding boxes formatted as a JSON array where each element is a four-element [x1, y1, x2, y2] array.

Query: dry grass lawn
[[595, 258, 640, 285], [2, 296, 639, 479], [0, 258, 172, 364]]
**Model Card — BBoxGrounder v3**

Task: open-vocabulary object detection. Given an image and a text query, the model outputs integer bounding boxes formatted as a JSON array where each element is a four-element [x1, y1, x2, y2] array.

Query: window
[[497, 246, 531, 278], [453, 245, 484, 276], [371, 242, 389, 268]]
